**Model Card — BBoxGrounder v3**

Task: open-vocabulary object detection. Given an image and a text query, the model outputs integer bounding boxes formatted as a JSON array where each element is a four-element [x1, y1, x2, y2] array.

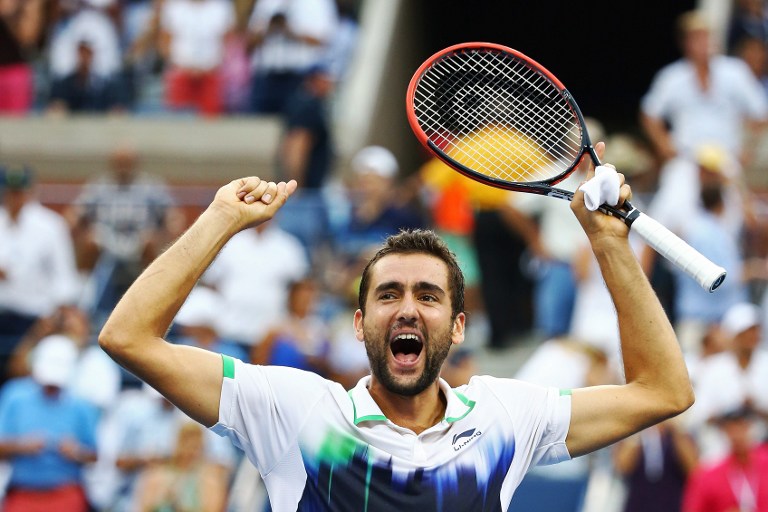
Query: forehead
[[369, 253, 450, 288]]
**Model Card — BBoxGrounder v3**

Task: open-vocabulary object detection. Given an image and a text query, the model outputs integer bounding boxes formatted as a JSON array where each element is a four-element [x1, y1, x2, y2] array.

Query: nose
[[396, 293, 419, 322]]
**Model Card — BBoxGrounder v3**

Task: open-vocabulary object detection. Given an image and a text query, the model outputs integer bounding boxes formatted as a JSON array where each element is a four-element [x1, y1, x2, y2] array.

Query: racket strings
[[419, 51, 577, 180], [413, 48, 583, 183]]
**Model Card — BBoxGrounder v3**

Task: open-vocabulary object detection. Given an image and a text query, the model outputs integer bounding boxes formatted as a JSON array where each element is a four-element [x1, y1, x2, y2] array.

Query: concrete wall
[[0, 115, 283, 184]]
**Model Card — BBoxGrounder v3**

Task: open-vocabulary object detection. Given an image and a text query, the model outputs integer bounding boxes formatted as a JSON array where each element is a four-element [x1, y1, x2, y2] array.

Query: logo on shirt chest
[[452, 428, 482, 451]]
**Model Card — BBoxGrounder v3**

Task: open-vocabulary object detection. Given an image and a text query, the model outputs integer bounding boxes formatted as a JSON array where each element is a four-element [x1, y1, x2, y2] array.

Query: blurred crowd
[[1, 2, 768, 512], [0, 0, 357, 117]]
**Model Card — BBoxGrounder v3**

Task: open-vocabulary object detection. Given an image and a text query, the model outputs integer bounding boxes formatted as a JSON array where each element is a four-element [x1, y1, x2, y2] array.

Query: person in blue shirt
[[0, 335, 98, 512]]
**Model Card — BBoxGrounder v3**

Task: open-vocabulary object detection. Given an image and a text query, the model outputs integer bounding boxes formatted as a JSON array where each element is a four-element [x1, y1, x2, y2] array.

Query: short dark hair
[[700, 182, 723, 211], [358, 229, 465, 318]]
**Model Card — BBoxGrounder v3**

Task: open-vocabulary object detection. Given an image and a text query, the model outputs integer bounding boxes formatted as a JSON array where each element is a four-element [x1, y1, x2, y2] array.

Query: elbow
[[97, 325, 117, 357], [666, 385, 695, 418], [98, 321, 130, 360]]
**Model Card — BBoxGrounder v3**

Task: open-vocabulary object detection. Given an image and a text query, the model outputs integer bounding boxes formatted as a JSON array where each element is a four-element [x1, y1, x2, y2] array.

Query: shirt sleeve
[[640, 65, 676, 119], [210, 356, 334, 475], [478, 376, 572, 468]]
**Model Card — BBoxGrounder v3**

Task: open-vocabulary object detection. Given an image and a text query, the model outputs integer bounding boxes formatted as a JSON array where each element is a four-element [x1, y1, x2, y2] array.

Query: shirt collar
[[348, 376, 475, 426]]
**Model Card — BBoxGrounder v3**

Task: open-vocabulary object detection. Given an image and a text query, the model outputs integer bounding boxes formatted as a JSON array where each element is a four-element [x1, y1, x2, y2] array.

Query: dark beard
[[365, 328, 453, 396]]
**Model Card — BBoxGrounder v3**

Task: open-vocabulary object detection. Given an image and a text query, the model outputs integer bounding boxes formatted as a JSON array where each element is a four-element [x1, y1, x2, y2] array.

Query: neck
[[733, 447, 752, 467], [736, 349, 753, 369], [368, 378, 446, 434]]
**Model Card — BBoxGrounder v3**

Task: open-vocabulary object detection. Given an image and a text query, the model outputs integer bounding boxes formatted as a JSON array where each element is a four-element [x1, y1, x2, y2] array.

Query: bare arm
[[13, 0, 46, 48], [564, 143, 694, 458], [99, 178, 298, 427], [279, 128, 313, 184], [639, 112, 676, 164]]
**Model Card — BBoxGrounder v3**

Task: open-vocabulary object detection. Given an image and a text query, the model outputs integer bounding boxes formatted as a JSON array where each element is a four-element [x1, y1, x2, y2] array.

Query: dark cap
[[0, 165, 33, 190], [715, 403, 755, 423], [305, 61, 336, 80]]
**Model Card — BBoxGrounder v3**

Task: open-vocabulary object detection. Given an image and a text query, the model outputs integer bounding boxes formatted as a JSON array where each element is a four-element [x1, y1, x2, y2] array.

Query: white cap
[[174, 286, 223, 329], [83, 0, 116, 7], [351, 146, 399, 178], [32, 335, 78, 387], [721, 302, 761, 337]]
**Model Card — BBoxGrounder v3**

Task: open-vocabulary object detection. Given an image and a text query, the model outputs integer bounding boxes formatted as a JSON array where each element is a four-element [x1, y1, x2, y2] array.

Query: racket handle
[[630, 212, 726, 292]]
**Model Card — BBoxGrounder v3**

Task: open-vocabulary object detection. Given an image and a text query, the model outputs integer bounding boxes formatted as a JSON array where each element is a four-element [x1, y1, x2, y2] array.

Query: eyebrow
[[373, 281, 446, 297]]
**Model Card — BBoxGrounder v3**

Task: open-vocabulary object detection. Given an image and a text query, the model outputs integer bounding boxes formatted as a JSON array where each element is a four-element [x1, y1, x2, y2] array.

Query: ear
[[353, 309, 365, 342], [451, 312, 466, 345]]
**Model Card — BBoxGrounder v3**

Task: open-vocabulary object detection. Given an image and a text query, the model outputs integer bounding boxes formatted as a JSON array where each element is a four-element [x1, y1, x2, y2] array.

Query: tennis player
[[99, 142, 694, 510]]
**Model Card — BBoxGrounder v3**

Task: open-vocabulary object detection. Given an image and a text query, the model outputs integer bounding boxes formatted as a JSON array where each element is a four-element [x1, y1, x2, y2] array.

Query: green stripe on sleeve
[[222, 354, 235, 379], [559, 389, 572, 396]]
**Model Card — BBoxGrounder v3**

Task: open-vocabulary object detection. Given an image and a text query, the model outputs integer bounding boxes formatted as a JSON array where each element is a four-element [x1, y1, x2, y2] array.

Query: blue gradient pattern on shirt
[[296, 428, 516, 511]]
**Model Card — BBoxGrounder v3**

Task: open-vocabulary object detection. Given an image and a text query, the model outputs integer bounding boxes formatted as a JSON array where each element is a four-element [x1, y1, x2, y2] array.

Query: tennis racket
[[406, 42, 726, 292]]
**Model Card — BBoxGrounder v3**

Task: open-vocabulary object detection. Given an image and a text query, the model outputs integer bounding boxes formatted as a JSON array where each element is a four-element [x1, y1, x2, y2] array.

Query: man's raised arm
[[99, 178, 297, 427], [564, 144, 694, 458]]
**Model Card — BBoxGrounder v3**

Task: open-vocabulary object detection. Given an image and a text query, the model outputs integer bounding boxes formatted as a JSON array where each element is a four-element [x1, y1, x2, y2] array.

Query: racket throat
[[547, 189, 573, 201]]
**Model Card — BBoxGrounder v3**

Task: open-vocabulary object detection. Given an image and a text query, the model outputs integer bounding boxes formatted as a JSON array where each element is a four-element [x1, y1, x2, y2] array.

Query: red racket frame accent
[[406, 42, 587, 195], [406, 42, 567, 147]]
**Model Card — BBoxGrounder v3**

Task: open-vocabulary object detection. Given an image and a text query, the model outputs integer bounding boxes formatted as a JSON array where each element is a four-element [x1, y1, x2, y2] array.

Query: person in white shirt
[[245, 0, 338, 114], [159, 0, 235, 116], [0, 166, 80, 383], [200, 221, 309, 348], [685, 301, 768, 463], [99, 143, 695, 510], [640, 10, 768, 166]]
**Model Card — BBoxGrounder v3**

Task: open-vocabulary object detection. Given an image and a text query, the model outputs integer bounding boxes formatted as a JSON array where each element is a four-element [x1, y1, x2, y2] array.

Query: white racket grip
[[631, 212, 726, 292]]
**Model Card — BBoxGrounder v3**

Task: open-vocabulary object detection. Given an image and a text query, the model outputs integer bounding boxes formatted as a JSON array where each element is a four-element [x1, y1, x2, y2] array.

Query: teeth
[[394, 334, 419, 341]]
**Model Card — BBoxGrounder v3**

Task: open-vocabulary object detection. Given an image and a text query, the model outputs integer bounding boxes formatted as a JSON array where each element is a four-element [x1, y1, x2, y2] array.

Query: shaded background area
[[417, 0, 697, 133]]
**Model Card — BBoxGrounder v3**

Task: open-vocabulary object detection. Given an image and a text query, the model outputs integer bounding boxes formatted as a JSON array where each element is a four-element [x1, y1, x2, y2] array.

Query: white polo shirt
[[212, 356, 572, 511], [640, 55, 768, 157]]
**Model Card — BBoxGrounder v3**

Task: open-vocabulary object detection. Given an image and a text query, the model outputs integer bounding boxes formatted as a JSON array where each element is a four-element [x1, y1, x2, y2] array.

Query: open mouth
[[391, 333, 423, 364]]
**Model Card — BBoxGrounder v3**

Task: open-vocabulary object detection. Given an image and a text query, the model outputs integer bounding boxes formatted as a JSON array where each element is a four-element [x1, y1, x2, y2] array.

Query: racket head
[[406, 42, 598, 194]]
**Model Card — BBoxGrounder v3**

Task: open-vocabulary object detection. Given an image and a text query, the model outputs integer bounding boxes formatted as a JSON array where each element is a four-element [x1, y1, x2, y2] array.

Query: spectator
[[511, 336, 617, 512], [47, 39, 124, 114], [0, 0, 46, 114], [640, 144, 755, 341], [687, 301, 768, 462], [672, 180, 750, 353], [613, 419, 699, 512], [330, 145, 425, 266], [171, 285, 250, 362], [0, 165, 80, 384], [276, 63, 335, 189], [245, 0, 338, 114], [96, 384, 236, 512], [439, 347, 478, 388], [726, 0, 768, 54], [418, 155, 489, 349], [252, 276, 331, 375], [65, 141, 181, 325], [47, 4, 122, 101], [502, 166, 589, 341], [0, 335, 98, 512], [200, 220, 309, 349], [4, 305, 121, 412], [119, 0, 166, 113], [133, 420, 229, 512], [685, 322, 730, 389], [324, 250, 374, 390], [158, 0, 235, 116], [682, 404, 768, 512], [271, 63, 337, 257], [733, 34, 768, 96], [640, 9, 768, 167], [324, 0, 359, 83]]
